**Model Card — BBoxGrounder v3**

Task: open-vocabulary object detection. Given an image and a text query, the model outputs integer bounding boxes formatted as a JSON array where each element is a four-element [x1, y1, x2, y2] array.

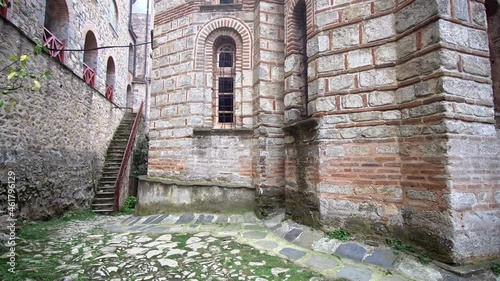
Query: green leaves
[[1, 47, 50, 107], [7, 71, 16, 80]]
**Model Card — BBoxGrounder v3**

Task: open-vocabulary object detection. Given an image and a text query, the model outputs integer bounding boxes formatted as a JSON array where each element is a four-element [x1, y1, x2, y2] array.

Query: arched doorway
[[83, 31, 98, 87], [106, 57, 116, 101], [43, 0, 69, 62]]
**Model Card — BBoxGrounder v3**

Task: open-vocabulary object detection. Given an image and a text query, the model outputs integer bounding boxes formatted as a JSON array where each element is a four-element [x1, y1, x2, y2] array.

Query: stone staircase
[[91, 113, 137, 213]]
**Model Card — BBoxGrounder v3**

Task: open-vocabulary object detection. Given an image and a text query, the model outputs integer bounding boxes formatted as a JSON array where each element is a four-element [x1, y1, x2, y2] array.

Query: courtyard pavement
[[4, 212, 499, 281]]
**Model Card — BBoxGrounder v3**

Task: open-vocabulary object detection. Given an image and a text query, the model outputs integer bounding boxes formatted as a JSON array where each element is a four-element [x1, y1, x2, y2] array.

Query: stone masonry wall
[[151, 0, 500, 264], [252, 1, 287, 216], [3, 0, 133, 107], [0, 18, 125, 219], [149, 1, 256, 186]]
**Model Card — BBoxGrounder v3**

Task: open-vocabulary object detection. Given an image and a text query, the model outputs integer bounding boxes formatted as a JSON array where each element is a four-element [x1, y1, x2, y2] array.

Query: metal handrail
[[105, 84, 114, 101], [42, 27, 65, 63], [83, 62, 96, 87], [114, 101, 143, 211]]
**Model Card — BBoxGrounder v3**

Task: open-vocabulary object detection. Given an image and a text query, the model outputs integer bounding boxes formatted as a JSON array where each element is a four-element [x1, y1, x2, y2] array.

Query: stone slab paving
[[3, 212, 498, 281], [103, 212, 412, 281], [103, 212, 499, 281]]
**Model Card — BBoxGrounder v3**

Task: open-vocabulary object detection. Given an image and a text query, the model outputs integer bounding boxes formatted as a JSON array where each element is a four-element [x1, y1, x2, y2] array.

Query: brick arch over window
[[284, 0, 310, 121], [194, 17, 252, 71], [205, 28, 243, 72], [285, 0, 313, 51]]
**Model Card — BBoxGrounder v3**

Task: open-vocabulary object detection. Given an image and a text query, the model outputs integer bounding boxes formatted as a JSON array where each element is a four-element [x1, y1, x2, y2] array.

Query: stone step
[[106, 152, 124, 156], [95, 191, 114, 196], [99, 181, 116, 185], [96, 189, 114, 194], [108, 146, 127, 150], [104, 161, 123, 165], [92, 209, 114, 214], [93, 197, 114, 203], [91, 202, 114, 208], [100, 178, 117, 183]]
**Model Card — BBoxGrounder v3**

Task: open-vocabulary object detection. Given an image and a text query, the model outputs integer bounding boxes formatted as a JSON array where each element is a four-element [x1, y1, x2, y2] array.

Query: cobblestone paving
[[2, 212, 497, 281], [0, 216, 326, 281]]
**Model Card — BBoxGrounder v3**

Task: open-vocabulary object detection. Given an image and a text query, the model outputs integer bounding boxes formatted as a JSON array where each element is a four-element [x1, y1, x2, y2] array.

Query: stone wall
[[3, 0, 133, 107], [282, 0, 500, 264], [252, 1, 287, 216], [151, 0, 500, 264], [0, 18, 126, 219]]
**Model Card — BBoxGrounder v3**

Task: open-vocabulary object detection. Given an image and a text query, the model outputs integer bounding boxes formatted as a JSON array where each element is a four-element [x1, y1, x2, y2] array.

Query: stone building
[[0, 1, 151, 218], [146, 0, 500, 264]]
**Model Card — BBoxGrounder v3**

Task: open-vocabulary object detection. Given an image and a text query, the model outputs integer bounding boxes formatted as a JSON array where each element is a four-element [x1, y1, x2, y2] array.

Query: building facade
[[148, 0, 500, 264], [0, 0, 150, 218]]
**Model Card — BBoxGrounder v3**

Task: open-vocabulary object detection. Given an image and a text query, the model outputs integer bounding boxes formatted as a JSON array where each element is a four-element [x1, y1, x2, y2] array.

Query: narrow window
[[218, 77, 234, 123], [220, 0, 234, 4]]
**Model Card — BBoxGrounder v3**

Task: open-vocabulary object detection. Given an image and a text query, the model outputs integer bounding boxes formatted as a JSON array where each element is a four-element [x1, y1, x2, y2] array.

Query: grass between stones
[[0, 211, 342, 281], [326, 229, 352, 241], [492, 262, 500, 276], [0, 209, 97, 281]]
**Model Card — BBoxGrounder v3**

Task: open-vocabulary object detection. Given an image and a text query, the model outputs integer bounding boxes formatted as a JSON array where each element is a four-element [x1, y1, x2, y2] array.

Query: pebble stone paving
[[3, 212, 481, 281]]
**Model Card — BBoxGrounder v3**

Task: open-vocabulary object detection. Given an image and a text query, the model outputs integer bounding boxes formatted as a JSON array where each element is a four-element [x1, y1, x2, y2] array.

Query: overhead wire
[[44, 41, 152, 52]]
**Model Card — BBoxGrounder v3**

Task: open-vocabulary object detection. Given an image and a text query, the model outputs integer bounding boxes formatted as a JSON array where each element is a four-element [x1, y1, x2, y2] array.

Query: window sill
[[199, 4, 242, 12], [193, 127, 253, 136]]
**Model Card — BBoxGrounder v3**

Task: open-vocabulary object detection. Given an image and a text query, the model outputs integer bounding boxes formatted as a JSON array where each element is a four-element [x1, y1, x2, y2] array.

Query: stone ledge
[[199, 4, 242, 12], [193, 127, 253, 137], [283, 118, 320, 133], [138, 176, 254, 190], [137, 176, 255, 215]]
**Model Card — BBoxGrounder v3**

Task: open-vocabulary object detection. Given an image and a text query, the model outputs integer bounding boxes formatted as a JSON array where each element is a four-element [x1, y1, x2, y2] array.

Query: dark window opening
[[219, 77, 234, 93], [220, 0, 234, 4], [218, 77, 234, 123], [219, 94, 234, 111], [218, 112, 234, 123], [219, 52, 233, 67]]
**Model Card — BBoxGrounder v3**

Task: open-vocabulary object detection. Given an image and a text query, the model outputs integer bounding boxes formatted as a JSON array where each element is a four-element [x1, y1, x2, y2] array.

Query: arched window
[[83, 31, 98, 87], [213, 36, 236, 124], [218, 44, 234, 67], [128, 43, 135, 74], [43, 0, 69, 63], [109, 0, 119, 31], [486, 0, 500, 126], [106, 57, 116, 101], [126, 85, 134, 109], [284, 0, 308, 122]]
